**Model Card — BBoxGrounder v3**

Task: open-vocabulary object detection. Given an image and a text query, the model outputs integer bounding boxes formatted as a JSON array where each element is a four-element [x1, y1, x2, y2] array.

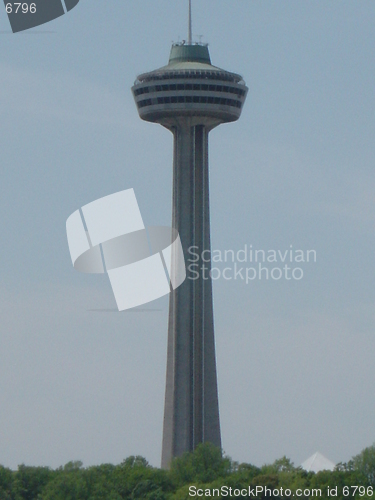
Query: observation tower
[[132, 1, 248, 469]]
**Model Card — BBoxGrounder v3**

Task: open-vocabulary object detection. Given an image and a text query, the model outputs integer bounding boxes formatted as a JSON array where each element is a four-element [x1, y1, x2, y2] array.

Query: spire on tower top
[[188, 0, 192, 45]]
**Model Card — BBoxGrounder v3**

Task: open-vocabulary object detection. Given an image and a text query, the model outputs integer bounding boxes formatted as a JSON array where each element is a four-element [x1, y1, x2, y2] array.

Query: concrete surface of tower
[[132, 1, 248, 469]]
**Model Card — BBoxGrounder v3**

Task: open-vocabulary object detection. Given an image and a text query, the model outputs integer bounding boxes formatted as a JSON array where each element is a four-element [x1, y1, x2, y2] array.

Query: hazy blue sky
[[1, 0, 375, 470]]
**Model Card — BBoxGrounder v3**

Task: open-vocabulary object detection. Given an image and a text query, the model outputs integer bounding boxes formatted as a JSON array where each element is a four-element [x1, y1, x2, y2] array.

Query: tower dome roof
[[136, 43, 244, 84], [169, 43, 211, 65]]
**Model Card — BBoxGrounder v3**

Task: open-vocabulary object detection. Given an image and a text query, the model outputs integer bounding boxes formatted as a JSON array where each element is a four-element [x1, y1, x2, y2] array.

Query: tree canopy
[[0, 443, 373, 499]]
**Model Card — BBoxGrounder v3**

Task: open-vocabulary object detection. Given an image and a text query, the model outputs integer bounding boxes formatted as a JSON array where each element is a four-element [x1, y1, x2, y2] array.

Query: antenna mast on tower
[[188, 0, 192, 44]]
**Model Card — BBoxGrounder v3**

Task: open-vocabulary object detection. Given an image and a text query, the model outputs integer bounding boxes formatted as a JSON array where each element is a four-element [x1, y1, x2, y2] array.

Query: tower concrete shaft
[[161, 120, 221, 468], [132, 43, 247, 468]]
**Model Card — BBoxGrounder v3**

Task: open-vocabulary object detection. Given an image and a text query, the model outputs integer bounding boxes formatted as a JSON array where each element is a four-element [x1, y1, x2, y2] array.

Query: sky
[[0, 0, 375, 470]]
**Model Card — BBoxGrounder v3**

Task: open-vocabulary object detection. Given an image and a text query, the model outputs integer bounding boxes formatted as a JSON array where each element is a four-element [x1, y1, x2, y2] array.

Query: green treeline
[[0, 442, 374, 499]]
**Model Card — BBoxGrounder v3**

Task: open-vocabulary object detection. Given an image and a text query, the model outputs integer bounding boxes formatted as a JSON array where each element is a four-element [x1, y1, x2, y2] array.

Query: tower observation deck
[[133, 39, 248, 469]]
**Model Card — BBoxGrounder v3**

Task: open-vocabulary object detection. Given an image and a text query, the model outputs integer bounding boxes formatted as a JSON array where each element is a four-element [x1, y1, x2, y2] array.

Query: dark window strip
[[138, 71, 242, 83], [137, 96, 242, 109], [134, 84, 246, 97]]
